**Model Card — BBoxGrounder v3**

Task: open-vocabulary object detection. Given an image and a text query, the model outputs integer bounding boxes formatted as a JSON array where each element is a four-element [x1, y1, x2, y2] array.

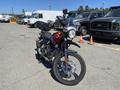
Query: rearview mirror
[[63, 9, 68, 14]]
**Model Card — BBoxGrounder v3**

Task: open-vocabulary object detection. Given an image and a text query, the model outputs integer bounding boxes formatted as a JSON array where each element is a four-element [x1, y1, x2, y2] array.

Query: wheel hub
[[58, 61, 76, 78], [82, 29, 87, 35]]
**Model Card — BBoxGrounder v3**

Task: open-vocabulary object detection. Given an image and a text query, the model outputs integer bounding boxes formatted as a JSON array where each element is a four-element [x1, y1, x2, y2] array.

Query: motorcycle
[[36, 16, 86, 86]]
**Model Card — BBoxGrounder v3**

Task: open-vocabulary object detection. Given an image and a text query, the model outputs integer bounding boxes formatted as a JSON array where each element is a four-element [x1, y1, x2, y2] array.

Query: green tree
[[94, 8, 99, 11], [22, 9, 25, 14], [78, 6, 84, 12], [85, 5, 89, 12], [99, 7, 103, 11]]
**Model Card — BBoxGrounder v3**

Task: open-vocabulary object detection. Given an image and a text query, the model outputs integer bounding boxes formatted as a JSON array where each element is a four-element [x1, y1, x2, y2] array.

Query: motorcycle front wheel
[[52, 52, 86, 86]]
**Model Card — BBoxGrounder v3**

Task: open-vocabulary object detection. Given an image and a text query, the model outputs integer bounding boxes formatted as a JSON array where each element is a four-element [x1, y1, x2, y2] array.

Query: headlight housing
[[113, 23, 120, 31], [69, 30, 76, 39], [67, 26, 76, 39]]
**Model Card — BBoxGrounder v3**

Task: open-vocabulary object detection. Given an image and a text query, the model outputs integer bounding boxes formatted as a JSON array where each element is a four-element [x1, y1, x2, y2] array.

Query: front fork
[[64, 39, 69, 63], [63, 39, 72, 76]]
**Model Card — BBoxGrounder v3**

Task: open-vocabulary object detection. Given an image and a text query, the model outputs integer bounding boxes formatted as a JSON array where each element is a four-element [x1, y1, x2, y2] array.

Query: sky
[[0, 0, 120, 14]]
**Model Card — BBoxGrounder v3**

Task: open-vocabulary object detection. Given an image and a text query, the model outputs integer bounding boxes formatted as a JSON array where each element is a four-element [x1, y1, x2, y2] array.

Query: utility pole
[[48, 0, 52, 10], [49, 5, 52, 10], [11, 7, 14, 15], [102, 1, 105, 15], [102, 1, 105, 9]]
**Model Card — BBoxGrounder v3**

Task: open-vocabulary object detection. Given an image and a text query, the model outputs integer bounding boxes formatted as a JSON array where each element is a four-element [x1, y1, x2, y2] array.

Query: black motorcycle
[[36, 16, 86, 86]]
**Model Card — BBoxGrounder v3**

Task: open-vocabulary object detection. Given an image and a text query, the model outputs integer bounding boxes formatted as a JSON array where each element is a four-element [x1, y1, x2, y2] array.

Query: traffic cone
[[79, 35, 84, 43], [88, 35, 94, 45]]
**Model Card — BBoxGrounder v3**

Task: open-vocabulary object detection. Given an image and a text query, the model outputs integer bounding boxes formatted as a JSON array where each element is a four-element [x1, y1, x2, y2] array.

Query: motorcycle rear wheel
[[52, 52, 86, 86]]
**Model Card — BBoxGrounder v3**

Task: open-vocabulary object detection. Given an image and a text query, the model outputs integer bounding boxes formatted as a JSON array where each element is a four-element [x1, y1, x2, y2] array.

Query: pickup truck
[[73, 12, 104, 35], [90, 6, 120, 41]]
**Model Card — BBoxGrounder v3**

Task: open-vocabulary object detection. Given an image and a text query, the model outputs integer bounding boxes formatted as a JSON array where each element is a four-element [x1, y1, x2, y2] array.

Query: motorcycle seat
[[36, 21, 51, 31]]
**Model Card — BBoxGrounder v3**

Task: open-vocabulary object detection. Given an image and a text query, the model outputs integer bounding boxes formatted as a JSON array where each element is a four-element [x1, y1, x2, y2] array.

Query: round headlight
[[69, 30, 76, 39], [113, 23, 120, 31]]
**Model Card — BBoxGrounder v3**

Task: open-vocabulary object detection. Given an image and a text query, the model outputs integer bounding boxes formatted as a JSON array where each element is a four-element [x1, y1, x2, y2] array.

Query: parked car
[[17, 16, 31, 24], [16, 15, 25, 24], [53, 16, 73, 30], [22, 16, 31, 24], [73, 11, 104, 35], [90, 6, 120, 41], [53, 16, 64, 29], [0, 14, 12, 23], [53, 11, 76, 30]]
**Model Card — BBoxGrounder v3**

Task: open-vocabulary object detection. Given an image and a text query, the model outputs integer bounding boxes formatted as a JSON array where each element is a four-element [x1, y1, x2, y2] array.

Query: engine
[[36, 38, 55, 60], [41, 43, 53, 59], [36, 31, 63, 60]]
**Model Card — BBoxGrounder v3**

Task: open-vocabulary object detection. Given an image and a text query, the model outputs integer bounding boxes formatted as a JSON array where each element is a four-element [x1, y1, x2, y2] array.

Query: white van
[[27, 10, 63, 27]]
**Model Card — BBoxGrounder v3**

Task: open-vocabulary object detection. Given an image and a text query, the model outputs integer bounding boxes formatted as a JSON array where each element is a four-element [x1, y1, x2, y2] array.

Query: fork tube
[[64, 38, 68, 63]]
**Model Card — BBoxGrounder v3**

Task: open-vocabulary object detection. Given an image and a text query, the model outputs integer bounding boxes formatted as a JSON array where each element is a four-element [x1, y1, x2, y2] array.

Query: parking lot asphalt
[[0, 23, 120, 90]]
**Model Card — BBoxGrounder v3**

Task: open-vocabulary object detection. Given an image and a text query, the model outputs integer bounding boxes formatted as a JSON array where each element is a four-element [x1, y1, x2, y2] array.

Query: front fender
[[66, 40, 80, 48]]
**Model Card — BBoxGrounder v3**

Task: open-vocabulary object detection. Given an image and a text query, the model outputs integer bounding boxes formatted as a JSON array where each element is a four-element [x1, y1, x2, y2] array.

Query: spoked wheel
[[52, 52, 86, 86]]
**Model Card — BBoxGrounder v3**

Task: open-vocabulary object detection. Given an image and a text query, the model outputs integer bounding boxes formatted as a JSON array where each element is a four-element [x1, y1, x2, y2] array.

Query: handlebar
[[56, 16, 65, 27]]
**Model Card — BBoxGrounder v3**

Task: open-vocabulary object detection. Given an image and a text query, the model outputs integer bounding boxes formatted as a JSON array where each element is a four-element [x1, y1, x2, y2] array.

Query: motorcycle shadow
[[35, 53, 60, 83], [35, 53, 52, 69]]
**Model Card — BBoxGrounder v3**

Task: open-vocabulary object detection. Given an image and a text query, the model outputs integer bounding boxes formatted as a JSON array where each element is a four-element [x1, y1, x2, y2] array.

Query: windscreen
[[31, 13, 43, 18], [105, 9, 120, 17]]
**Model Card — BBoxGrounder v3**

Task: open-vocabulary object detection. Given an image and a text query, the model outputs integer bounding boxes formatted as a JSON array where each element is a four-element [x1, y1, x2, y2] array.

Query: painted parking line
[[95, 43, 120, 52]]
